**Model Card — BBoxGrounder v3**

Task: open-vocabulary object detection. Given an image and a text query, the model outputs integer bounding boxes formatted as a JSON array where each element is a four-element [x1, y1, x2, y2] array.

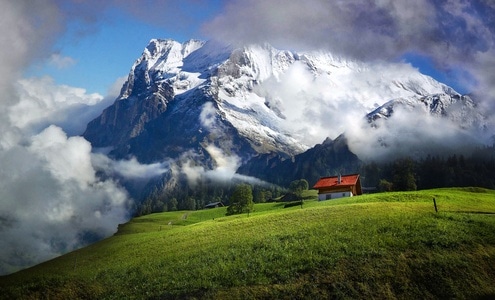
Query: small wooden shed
[[204, 202, 225, 209], [313, 174, 362, 201]]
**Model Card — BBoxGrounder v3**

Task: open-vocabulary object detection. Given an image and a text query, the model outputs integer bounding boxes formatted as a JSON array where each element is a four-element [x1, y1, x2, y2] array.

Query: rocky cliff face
[[83, 40, 308, 165], [237, 134, 361, 187], [84, 39, 207, 157]]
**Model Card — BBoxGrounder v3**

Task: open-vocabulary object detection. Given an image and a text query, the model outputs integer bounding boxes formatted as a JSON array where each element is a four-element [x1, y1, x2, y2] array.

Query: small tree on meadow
[[299, 179, 309, 191], [289, 179, 309, 200], [226, 184, 254, 216]]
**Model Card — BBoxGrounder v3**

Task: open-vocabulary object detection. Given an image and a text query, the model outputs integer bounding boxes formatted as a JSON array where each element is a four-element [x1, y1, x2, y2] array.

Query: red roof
[[313, 174, 360, 189]]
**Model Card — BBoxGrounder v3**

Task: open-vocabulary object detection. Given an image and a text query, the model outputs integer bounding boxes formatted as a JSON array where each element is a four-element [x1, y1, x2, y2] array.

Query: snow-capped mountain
[[366, 92, 486, 130], [83, 38, 486, 179]]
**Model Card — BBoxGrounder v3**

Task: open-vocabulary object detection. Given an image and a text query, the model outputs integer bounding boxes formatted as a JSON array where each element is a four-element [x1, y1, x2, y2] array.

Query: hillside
[[1, 188, 495, 299]]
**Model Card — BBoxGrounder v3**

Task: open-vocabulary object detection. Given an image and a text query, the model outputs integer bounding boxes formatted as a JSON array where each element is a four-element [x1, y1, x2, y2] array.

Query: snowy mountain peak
[[366, 91, 486, 131], [144, 39, 176, 57], [143, 39, 204, 61], [85, 38, 488, 167], [119, 39, 209, 100]]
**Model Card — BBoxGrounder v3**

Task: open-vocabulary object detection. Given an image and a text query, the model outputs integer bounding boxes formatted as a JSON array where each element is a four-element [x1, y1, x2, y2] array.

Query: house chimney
[[338, 174, 341, 184]]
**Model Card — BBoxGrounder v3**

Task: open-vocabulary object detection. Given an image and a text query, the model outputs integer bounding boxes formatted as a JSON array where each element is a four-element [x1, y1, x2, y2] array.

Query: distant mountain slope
[[366, 92, 486, 130], [83, 39, 307, 164], [83, 38, 487, 194], [238, 134, 361, 187]]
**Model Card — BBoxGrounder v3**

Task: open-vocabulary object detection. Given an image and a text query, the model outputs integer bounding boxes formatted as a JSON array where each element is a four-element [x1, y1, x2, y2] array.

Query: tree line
[[135, 146, 495, 216], [360, 147, 495, 192], [135, 179, 285, 216]]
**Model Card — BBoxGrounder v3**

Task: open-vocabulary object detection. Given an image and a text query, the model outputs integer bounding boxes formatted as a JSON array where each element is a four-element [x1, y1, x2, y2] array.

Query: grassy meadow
[[1, 188, 495, 299]]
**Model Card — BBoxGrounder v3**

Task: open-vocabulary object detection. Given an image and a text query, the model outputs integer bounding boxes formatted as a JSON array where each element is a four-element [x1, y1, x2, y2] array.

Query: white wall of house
[[318, 191, 353, 201]]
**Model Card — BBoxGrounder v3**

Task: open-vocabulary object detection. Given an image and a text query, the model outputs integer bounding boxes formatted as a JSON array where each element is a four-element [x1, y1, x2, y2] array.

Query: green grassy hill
[[1, 188, 495, 299]]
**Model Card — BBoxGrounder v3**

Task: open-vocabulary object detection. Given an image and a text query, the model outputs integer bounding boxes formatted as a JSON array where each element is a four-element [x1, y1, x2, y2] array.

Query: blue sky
[[400, 53, 473, 94], [24, 1, 495, 98], [27, 11, 167, 95], [26, 1, 223, 95]]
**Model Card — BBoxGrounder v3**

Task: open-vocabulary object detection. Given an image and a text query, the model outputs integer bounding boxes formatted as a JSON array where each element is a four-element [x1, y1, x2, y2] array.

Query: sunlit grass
[[1, 188, 495, 299]]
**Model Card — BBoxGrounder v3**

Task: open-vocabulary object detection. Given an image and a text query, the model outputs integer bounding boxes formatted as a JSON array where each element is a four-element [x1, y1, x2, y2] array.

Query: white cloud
[[0, 0, 130, 275], [176, 103, 269, 186], [255, 57, 456, 146], [92, 154, 169, 180], [204, 0, 436, 58], [48, 53, 76, 69], [0, 125, 130, 275], [30, 126, 96, 185], [204, 144, 240, 181], [181, 159, 205, 186], [11, 76, 110, 136], [0, 1, 61, 81], [107, 75, 128, 98], [204, 0, 495, 113], [345, 105, 485, 161], [199, 102, 217, 131], [177, 148, 269, 187]]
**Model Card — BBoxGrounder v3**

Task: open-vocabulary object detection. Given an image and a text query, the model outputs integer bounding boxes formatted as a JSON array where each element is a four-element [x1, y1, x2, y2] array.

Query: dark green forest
[[135, 178, 284, 216], [135, 145, 495, 216], [362, 147, 495, 192]]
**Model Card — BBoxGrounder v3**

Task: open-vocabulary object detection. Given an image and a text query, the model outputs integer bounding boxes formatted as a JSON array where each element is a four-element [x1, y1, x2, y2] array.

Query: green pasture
[[1, 188, 495, 299]]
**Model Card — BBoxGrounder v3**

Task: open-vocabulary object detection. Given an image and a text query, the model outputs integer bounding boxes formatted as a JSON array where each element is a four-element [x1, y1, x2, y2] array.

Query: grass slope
[[1, 188, 495, 299]]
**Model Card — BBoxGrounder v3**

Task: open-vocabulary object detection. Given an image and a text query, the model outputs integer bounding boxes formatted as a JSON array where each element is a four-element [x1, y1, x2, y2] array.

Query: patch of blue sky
[[401, 52, 475, 95], [24, 3, 220, 96]]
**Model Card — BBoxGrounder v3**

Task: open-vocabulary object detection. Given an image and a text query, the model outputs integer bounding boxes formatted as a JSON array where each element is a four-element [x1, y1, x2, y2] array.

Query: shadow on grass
[[458, 211, 495, 215]]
